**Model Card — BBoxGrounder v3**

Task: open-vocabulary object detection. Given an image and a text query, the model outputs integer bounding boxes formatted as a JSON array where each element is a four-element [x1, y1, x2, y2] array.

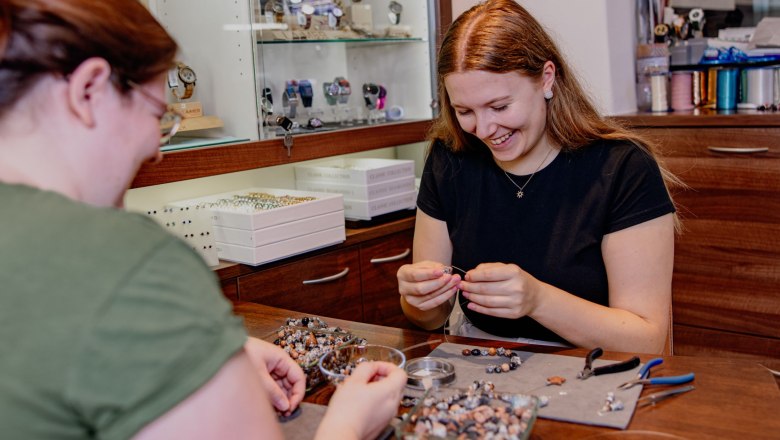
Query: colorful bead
[[546, 375, 566, 386]]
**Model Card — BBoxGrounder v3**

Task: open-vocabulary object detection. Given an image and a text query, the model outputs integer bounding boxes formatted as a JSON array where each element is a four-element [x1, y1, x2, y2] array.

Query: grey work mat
[[280, 402, 399, 440], [411, 342, 643, 430], [279, 402, 327, 439]]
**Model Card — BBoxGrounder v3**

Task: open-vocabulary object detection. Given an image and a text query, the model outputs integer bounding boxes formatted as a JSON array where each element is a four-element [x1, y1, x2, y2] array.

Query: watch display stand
[[169, 100, 203, 119]]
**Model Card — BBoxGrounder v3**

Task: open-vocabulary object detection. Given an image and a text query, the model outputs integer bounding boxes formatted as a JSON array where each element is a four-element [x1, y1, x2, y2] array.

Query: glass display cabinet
[[146, 0, 438, 156]]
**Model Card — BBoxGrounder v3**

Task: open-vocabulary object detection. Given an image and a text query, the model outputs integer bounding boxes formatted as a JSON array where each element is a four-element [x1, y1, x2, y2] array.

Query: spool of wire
[[716, 68, 738, 111], [692, 71, 703, 106], [707, 68, 719, 108], [745, 67, 774, 109], [650, 73, 669, 112], [671, 71, 694, 111], [774, 68, 780, 107]]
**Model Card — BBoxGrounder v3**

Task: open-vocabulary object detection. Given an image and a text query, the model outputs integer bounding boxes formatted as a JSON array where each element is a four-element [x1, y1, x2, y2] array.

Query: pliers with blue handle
[[617, 357, 695, 390]]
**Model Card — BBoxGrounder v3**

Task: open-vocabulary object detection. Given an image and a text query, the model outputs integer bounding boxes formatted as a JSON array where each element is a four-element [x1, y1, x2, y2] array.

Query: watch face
[[332, 7, 343, 18], [324, 82, 339, 96], [363, 83, 378, 95], [178, 66, 196, 84], [301, 4, 314, 15], [389, 1, 403, 14], [299, 82, 313, 97]]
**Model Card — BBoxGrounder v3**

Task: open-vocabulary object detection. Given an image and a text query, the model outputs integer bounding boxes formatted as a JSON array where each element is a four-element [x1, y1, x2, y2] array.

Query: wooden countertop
[[611, 110, 780, 127], [234, 301, 780, 439]]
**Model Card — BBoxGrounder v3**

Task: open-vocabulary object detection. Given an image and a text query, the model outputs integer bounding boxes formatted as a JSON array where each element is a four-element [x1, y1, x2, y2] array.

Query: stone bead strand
[[461, 346, 523, 374]]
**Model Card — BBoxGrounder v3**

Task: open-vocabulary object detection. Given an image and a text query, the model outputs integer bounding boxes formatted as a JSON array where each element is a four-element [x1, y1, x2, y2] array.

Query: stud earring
[[544, 89, 553, 100]]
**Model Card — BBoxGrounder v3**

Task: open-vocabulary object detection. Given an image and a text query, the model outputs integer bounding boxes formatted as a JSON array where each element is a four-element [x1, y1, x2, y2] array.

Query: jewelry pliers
[[576, 347, 641, 380], [617, 358, 695, 390]]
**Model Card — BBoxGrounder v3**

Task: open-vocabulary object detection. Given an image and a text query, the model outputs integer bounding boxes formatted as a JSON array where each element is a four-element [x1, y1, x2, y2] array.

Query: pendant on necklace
[[516, 190, 524, 198]]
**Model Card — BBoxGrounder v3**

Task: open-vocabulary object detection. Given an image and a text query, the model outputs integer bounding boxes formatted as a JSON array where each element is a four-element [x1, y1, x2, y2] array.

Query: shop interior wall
[[451, 0, 638, 116]]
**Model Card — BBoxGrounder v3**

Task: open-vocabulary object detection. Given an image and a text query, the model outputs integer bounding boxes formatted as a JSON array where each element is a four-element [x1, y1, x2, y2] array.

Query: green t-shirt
[[0, 183, 247, 439]]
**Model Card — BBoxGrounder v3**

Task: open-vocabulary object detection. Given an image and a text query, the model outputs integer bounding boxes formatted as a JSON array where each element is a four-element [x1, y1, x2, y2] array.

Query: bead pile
[[271, 316, 366, 389], [399, 380, 536, 439], [204, 192, 318, 213], [461, 346, 523, 374], [599, 392, 624, 414]]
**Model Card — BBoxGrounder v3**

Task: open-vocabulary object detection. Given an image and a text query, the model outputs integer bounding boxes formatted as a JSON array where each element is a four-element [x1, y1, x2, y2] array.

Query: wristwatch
[[298, 80, 313, 108], [272, 0, 285, 23], [298, 3, 314, 30], [168, 62, 197, 101], [282, 80, 299, 118], [323, 81, 339, 106], [329, 6, 343, 29], [335, 76, 351, 104], [388, 1, 402, 25], [362, 83, 379, 110], [260, 86, 274, 115]]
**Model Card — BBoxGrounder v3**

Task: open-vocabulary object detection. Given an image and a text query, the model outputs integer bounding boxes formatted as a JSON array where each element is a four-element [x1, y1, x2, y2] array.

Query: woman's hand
[[459, 262, 543, 319], [397, 260, 461, 311], [243, 337, 306, 417], [316, 361, 407, 440]]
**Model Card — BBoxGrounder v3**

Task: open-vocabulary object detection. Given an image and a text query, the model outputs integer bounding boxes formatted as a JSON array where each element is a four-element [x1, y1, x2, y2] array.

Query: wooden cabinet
[[615, 112, 780, 361], [360, 230, 415, 329], [237, 247, 363, 321], [227, 217, 418, 328]]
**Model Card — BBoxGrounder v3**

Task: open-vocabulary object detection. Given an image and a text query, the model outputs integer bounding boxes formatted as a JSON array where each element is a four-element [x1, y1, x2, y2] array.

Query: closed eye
[[492, 105, 508, 112], [455, 109, 472, 116]]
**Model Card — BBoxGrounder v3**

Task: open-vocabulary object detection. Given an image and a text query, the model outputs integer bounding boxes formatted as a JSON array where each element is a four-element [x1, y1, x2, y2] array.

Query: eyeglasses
[[126, 80, 182, 145]]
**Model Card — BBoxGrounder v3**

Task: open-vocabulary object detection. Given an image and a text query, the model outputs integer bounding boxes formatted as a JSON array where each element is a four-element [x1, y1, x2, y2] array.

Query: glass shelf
[[671, 58, 780, 71], [260, 36, 424, 45]]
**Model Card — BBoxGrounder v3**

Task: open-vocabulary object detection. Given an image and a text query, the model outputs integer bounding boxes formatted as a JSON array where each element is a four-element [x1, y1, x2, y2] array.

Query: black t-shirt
[[417, 139, 675, 343]]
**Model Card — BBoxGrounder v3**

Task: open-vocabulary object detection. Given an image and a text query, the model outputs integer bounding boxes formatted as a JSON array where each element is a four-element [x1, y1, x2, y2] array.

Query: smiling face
[[444, 66, 556, 171]]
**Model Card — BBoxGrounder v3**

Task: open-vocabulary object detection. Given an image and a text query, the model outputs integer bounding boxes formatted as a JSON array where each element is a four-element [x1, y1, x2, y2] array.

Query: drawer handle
[[370, 248, 411, 264], [302, 267, 350, 285], [707, 146, 769, 154]]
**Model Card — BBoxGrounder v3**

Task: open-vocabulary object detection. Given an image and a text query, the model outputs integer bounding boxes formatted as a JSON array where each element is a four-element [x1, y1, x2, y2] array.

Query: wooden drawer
[[360, 230, 415, 329], [638, 124, 780, 358], [237, 247, 363, 321], [674, 324, 780, 360], [636, 126, 780, 157]]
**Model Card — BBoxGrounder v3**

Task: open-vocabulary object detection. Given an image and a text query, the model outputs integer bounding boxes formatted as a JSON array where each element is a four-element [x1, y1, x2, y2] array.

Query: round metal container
[[405, 357, 456, 389]]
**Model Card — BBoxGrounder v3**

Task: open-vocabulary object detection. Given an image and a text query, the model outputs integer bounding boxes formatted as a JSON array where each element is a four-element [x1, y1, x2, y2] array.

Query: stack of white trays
[[168, 188, 345, 266], [294, 158, 417, 221]]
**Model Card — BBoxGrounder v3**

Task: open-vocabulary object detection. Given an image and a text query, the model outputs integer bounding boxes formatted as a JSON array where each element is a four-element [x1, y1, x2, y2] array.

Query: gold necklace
[[500, 146, 554, 199]]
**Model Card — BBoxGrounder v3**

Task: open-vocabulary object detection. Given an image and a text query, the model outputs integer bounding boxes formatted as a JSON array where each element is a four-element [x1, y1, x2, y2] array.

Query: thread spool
[[774, 68, 780, 107], [671, 71, 694, 111], [745, 68, 774, 108], [707, 68, 719, 108], [716, 68, 738, 111], [692, 71, 703, 106], [650, 73, 669, 112]]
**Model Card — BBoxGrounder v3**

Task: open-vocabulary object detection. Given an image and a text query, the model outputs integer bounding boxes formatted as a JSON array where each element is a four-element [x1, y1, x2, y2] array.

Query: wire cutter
[[617, 358, 695, 390], [577, 347, 641, 380]]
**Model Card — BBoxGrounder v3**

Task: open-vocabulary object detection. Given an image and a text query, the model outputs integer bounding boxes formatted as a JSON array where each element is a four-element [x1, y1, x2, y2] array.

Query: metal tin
[[405, 357, 456, 389]]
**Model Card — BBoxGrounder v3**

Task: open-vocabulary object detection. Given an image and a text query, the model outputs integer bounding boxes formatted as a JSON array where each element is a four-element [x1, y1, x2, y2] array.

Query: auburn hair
[[0, 0, 177, 118]]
